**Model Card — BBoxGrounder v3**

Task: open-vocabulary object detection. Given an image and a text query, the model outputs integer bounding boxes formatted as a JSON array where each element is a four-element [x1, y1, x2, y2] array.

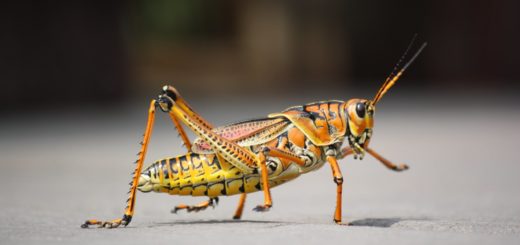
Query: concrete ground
[[1, 92, 519, 244]]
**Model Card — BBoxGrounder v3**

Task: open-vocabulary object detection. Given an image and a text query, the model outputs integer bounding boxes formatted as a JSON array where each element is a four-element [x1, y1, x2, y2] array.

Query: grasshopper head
[[345, 99, 374, 157], [345, 40, 427, 159]]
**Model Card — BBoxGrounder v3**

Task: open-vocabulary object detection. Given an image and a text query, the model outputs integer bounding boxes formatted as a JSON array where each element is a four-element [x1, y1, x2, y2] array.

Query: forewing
[[191, 117, 290, 154]]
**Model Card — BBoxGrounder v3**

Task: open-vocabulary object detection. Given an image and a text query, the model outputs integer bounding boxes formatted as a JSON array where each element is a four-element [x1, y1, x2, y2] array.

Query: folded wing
[[191, 117, 291, 154]]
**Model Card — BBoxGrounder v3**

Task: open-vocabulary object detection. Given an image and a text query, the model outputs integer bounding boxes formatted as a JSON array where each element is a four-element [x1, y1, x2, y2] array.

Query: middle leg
[[326, 155, 346, 225], [233, 193, 247, 219], [171, 197, 219, 214], [253, 147, 307, 212]]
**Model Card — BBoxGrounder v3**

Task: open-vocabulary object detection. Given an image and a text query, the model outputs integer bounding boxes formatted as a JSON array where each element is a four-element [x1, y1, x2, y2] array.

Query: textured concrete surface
[[1, 93, 519, 244]]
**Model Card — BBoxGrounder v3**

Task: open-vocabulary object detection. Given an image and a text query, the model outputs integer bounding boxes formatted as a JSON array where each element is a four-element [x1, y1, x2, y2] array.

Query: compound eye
[[356, 102, 366, 118]]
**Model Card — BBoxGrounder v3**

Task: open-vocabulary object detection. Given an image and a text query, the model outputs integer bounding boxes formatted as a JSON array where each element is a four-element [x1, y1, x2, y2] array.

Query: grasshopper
[[82, 41, 426, 228]]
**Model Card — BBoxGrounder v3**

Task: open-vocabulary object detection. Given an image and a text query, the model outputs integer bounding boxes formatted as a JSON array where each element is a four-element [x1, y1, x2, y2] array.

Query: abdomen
[[137, 153, 264, 197]]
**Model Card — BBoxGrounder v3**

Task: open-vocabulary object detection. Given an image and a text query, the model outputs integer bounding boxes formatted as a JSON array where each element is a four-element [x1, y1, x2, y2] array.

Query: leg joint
[[121, 215, 132, 226], [261, 146, 271, 155], [333, 176, 343, 185], [156, 96, 174, 112]]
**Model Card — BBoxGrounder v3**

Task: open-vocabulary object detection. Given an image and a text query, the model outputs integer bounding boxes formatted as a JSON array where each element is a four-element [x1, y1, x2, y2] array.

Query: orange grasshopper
[[82, 41, 427, 228]]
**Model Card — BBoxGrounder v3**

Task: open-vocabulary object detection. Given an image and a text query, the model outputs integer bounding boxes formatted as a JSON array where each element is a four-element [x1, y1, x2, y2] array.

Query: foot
[[392, 163, 409, 172], [171, 197, 219, 214], [252, 205, 271, 212], [81, 215, 132, 229], [333, 219, 350, 226]]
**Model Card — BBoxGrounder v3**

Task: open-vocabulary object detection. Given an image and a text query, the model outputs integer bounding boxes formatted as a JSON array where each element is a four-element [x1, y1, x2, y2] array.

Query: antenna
[[372, 38, 427, 105]]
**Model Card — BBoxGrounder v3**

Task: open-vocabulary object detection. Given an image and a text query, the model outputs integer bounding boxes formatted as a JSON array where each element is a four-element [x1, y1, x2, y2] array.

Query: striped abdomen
[[137, 153, 266, 197]]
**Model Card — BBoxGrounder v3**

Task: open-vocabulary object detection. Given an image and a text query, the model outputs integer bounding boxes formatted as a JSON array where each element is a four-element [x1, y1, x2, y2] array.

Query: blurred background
[[1, 0, 519, 111]]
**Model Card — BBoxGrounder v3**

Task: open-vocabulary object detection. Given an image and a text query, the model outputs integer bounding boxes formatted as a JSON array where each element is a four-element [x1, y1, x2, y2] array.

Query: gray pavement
[[1, 94, 519, 244]]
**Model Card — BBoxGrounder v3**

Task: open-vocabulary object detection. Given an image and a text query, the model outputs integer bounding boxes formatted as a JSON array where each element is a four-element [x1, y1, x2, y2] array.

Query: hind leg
[[82, 100, 157, 228]]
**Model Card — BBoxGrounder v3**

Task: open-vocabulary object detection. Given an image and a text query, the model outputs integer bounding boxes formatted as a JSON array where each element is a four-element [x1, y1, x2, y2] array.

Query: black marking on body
[[162, 168, 170, 180], [169, 158, 178, 174], [328, 108, 337, 120], [301, 104, 327, 129], [191, 154, 203, 169], [267, 161, 277, 172], [277, 132, 289, 147], [209, 155, 221, 170], [239, 178, 245, 193], [178, 155, 189, 172], [306, 111, 324, 121], [165, 89, 177, 101], [157, 159, 168, 180]]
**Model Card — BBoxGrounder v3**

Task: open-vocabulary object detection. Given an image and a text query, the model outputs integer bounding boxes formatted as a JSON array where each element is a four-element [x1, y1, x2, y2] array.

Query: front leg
[[337, 147, 354, 159], [366, 148, 409, 171], [338, 146, 408, 172]]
